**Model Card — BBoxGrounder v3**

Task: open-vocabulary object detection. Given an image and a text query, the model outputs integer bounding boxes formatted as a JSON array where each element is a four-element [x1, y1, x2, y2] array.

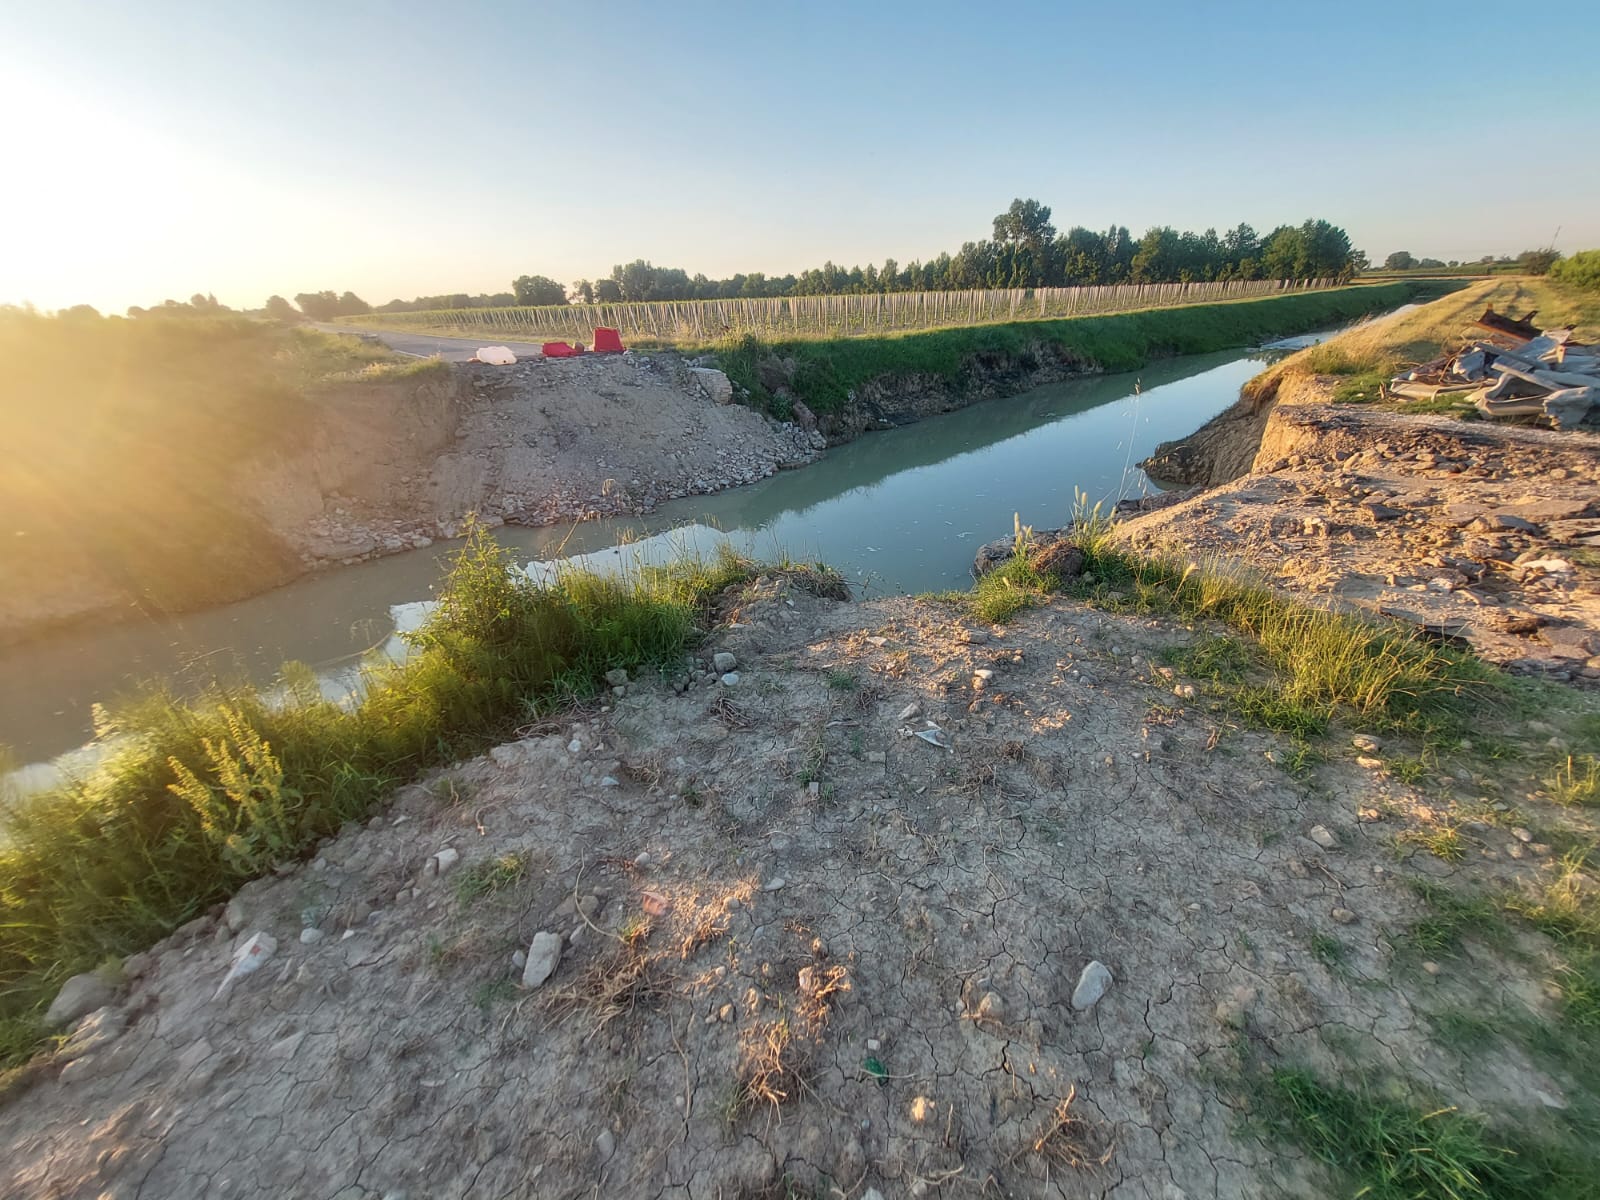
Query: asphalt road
[[311, 323, 552, 363]]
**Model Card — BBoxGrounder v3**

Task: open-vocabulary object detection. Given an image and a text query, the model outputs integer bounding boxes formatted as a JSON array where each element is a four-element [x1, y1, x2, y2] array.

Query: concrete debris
[[1388, 308, 1598, 429]]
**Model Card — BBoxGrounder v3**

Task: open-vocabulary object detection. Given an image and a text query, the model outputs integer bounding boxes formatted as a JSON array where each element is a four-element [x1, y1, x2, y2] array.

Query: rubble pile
[[1389, 307, 1598, 429]]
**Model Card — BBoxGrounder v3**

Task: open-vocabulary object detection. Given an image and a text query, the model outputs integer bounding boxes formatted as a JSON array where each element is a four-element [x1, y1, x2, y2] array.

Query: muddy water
[[1, 343, 1308, 764]]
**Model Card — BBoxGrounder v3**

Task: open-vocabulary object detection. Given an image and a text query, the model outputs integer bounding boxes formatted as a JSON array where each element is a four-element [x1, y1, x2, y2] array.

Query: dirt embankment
[[2, 356, 822, 646], [6, 574, 1591, 1198], [1123, 383, 1600, 678], [248, 354, 822, 563]]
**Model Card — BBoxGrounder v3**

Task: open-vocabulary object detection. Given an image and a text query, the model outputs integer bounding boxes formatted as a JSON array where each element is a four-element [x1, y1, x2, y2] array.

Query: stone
[[521, 932, 563, 989], [223, 897, 248, 934], [962, 629, 990, 644], [432, 847, 460, 874], [763, 877, 786, 892], [897, 702, 923, 722], [595, 1128, 617, 1161], [1173, 683, 1197, 700], [713, 651, 737, 673], [1028, 540, 1085, 580], [567, 738, 583, 754], [1308, 825, 1338, 850], [1352, 734, 1382, 753], [1331, 908, 1357, 925], [720, 672, 741, 686], [687, 366, 734, 404], [299, 928, 325, 945], [1512, 827, 1533, 843], [1071, 960, 1113, 1011], [604, 668, 629, 687], [1363, 501, 1404, 521], [45, 972, 116, 1027]]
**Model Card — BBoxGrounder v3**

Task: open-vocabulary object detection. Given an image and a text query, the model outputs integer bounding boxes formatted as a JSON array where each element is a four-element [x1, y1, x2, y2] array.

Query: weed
[[454, 853, 528, 906], [1258, 1067, 1591, 1200], [473, 978, 518, 1011], [1394, 824, 1467, 863], [1428, 1008, 1499, 1052], [1016, 1086, 1113, 1172], [0, 520, 757, 1067], [1546, 755, 1599, 806], [824, 670, 858, 692], [1311, 933, 1347, 969], [1404, 882, 1502, 957], [544, 924, 667, 1040]]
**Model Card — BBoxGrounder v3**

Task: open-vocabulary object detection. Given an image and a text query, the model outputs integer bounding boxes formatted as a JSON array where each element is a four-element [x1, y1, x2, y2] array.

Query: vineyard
[[337, 278, 1345, 344]]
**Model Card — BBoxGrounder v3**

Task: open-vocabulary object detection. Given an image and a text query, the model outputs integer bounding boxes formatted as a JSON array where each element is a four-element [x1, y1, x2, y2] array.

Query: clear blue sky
[[4, 0, 1596, 313]]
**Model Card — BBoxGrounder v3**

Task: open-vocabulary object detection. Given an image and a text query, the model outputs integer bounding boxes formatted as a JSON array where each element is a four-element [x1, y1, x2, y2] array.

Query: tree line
[[269, 200, 1364, 316]]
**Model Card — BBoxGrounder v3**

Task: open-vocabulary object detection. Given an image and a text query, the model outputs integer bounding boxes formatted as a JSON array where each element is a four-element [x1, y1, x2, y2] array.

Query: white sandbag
[[474, 346, 517, 365]]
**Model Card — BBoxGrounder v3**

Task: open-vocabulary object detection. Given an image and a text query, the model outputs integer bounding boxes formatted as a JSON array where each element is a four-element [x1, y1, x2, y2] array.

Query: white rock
[[897, 702, 923, 722], [568, 738, 583, 754], [600, 776, 620, 788], [763, 877, 787, 891], [512, 950, 527, 969], [522, 932, 563, 989], [713, 651, 737, 672], [45, 972, 116, 1027], [721, 672, 741, 686], [433, 847, 461, 874], [1308, 825, 1338, 850], [595, 1128, 617, 1160], [1071, 960, 1113, 1011], [299, 928, 325, 945], [223, 897, 248, 934]]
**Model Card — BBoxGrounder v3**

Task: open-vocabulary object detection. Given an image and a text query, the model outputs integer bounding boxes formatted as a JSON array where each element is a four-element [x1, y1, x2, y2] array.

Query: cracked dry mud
[[1, 578, 1577, 1199]]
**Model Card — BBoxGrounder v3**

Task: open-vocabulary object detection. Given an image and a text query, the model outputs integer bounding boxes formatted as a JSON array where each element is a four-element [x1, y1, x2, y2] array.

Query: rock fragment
[[521, 932, 563, 989], [1071, 960, 1113, 1011]]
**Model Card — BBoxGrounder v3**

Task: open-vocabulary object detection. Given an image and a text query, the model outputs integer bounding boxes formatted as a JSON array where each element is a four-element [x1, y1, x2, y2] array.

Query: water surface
[[0, 342, 1305, 763]]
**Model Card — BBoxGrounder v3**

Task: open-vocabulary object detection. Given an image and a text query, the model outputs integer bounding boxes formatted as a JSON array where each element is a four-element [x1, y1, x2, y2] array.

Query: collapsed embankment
[[715, 282, 1428, 441]]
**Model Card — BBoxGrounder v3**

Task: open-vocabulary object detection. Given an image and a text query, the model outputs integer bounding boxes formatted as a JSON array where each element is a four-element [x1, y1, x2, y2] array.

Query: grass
[[1258, 1067, 1593, 1200], [1245, 276, 1600, 409], [0, 520, 762, 1066], [714, 283, 1427, 417], [1546, 755, 1599, 806], [453, 852, 528, 905], [1404, 881, 1504, 958]]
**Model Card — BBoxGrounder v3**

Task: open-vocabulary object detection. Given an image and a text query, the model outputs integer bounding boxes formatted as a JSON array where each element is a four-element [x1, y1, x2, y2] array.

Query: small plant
[[1311, 933, 1347, 969], [1017, 1086, 1113, 1172], [454, 853, 528, 905], [1546, 755, 1599, 806], [825, 669, 858, 692], [1404, 881, 1501, 956], [1394, 824, 1466, 863]]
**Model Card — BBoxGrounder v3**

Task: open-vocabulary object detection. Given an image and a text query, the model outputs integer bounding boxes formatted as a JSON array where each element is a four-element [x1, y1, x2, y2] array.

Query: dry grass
[[1015, 1086, 1115, 1172], [730, 963, 851, 1122], [543, 923, 669, 1041]]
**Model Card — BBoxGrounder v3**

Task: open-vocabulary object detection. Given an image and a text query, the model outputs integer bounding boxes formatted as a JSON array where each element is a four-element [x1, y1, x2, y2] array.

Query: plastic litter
[[592, 327, 625, 354], [214, 931, 277, 1000], [473, 346, 517, 365], [913, 726, 952, 750]]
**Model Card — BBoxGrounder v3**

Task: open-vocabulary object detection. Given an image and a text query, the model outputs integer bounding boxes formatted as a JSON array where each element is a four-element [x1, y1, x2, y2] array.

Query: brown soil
[[4, 575, 1586, 1198], [1122, 387, 1600, 680]]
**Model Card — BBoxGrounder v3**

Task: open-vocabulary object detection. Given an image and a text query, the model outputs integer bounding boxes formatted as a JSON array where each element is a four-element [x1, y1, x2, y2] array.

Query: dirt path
[[5, 577, 1587, 1198]]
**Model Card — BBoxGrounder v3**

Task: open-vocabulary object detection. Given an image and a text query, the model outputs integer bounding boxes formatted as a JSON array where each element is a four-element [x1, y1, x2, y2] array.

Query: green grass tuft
[[1261, 1068, 1592, 1200]]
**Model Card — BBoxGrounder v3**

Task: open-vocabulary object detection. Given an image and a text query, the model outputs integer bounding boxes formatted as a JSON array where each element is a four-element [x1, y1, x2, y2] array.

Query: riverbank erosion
[[0, 313, 820, 646], [715, 282, 1433, 440], [4, 550, 1599, 1198], [1119, 278, 1600, 678]]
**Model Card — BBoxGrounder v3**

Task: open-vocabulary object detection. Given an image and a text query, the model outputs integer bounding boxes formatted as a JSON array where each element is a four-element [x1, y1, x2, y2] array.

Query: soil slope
[[3, 578, 1585, 1198]]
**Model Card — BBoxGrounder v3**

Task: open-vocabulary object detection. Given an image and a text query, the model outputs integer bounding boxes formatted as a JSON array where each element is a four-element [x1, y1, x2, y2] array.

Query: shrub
[[1550, 250, 1600, 293]]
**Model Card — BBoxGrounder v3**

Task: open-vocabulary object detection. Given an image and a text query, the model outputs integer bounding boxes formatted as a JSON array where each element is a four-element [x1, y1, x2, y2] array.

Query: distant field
[[338, 278, 1350, 345]]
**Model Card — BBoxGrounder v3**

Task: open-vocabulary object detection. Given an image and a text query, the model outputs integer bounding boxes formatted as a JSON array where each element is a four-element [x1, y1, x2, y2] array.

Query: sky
[[3, 0, 1596, 314]]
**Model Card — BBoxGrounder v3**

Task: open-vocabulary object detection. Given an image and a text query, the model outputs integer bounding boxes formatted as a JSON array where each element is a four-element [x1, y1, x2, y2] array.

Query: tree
[[338, 291, 371, 316], [595, 278, 623, 303], [1516, 248, 1562, 275], [264, 295, 299, 322], [1383, 251, 1417, 271], [571, 279, 595, 305], [511, 275, 567, 306], [294, 290, 341, 321], [992, 198, 1055, 248]]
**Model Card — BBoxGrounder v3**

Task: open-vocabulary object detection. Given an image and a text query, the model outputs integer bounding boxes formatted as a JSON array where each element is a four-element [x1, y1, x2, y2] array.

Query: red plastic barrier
[[542, 341, 582, 358], [592, 327, 624, 354]]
